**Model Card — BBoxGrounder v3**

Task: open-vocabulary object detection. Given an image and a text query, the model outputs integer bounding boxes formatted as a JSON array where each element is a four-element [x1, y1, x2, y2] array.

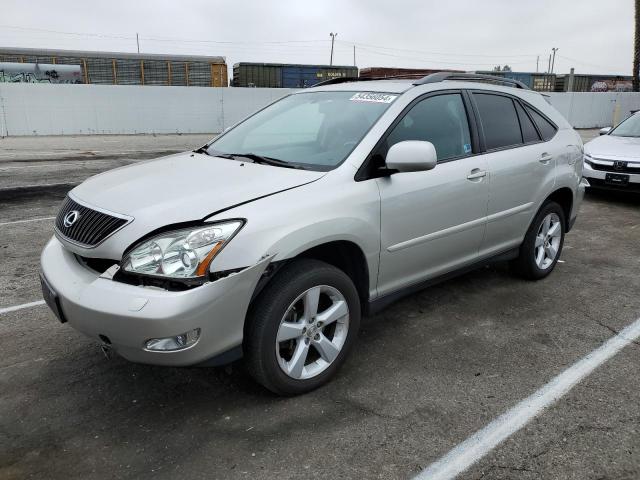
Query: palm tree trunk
[[634, 0, 640, 91]]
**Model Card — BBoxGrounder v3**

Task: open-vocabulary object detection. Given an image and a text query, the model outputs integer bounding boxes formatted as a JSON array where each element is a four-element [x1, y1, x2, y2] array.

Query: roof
[[306, 76, 549, 103], [0, 47, 226, 63]]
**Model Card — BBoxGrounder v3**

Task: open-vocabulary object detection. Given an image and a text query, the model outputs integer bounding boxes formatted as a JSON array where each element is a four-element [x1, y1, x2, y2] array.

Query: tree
[[635, 0, 640, 91]]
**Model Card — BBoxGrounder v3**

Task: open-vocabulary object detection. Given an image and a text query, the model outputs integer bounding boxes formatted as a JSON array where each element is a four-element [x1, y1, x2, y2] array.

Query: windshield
[[206, 91, 398, 170], [610, 113, 640, 137]]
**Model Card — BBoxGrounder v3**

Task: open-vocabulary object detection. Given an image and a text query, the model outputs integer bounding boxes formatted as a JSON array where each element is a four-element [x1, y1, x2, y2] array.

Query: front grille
[[589, 159, 640, 175], [55, 196, 130, 248]]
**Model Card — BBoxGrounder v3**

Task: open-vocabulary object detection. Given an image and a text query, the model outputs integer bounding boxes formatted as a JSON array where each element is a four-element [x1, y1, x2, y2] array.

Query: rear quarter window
[[515, 101, 541, 144], [525, 105, 558, 141]]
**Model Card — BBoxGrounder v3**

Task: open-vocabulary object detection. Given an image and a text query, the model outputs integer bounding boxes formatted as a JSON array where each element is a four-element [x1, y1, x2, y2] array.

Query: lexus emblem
[[63, 210, 80, 228]]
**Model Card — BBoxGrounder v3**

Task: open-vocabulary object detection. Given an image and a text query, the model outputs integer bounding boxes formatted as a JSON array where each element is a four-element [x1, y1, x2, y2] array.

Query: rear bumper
[[40, 236, 271, 366]]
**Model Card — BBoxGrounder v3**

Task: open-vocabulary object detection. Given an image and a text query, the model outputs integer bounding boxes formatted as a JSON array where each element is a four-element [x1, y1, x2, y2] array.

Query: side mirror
[[599, 127, 612, 135], [386, 140, 438, 173]]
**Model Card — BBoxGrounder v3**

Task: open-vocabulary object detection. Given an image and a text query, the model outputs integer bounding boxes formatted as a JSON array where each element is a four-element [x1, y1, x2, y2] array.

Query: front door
[[375, 92, 490, 296]]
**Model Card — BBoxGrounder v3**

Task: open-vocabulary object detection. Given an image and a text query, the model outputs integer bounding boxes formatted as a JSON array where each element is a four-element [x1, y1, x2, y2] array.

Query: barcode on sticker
[[350, 92, 397, 104]]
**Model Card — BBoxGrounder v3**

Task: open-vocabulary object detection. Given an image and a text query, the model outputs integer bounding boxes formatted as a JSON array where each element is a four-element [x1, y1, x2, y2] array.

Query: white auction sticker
[[350, 92, 397, 104]]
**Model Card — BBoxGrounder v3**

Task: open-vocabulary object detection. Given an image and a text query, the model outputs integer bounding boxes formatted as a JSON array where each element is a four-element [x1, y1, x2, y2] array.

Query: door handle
[[467, 169, 487, 180], [539, 153, 553, 165]]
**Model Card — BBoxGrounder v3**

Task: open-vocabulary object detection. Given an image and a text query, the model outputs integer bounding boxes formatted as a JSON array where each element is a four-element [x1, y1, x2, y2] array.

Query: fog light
[[145, 328, 201, 351]]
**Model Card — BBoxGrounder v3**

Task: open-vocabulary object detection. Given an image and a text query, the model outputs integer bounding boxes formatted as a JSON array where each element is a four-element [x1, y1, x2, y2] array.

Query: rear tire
[[511, 201, 565, 280], [244, 259, 361, 396]]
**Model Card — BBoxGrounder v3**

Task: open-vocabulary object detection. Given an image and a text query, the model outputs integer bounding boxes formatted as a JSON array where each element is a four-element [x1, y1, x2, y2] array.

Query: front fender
[[205, 172, 381, 296]]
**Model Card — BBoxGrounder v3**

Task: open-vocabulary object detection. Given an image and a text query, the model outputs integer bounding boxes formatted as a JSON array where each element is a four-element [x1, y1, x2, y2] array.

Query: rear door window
[[473, 93, 523, 150], [525, 105, 558, 141], [515, 101, 541, 143]]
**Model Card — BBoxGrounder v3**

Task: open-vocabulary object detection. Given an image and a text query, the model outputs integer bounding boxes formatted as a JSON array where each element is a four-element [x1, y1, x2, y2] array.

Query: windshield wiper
[[228, 153, 306, 170], [195, 149, 306, 169], [193, 146, 212, 156]]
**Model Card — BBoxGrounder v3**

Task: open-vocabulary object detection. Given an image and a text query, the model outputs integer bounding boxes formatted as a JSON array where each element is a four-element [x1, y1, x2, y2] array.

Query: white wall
[[1, 83, 640, 136], [546, 92, 640, 129], [0, 83, 293, 136]]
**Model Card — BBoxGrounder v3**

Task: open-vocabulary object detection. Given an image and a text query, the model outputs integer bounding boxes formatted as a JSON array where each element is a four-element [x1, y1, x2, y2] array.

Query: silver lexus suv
[[40, 73, 586, 395]]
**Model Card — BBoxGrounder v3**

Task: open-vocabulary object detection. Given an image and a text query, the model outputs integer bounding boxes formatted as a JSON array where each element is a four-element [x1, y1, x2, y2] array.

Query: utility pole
[[353, 45, 356, 66], [551, 47, 558, 73], [536, 55, 539, 73], [136, 33, 140, 54], [329, 32, 337, 66]]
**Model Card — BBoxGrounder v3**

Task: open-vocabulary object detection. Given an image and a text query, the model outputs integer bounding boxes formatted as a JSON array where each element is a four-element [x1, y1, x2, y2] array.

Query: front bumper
[[583, 161, 640, 190], [40, 237, 271, 366]]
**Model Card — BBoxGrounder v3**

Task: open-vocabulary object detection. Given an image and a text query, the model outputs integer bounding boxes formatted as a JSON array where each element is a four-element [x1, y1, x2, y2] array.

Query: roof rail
[[313, 74, 424, 87], [313, 76, 366, 87], [414, 72, 530, 90]]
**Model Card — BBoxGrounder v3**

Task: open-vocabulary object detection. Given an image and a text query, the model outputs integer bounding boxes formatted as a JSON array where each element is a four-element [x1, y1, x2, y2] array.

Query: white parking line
[[0, 216, 55, 227], [414, 316, 640, 480], [0, 300, 45, 315]]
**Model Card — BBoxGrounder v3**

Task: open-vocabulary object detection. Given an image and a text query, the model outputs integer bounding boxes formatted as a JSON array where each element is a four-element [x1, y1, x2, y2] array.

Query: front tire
[[511, 201, 565, 280], [244, 259, 361, 396]]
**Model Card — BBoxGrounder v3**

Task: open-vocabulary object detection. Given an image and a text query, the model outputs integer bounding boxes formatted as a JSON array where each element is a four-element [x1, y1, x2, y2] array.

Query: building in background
[[0, 47, 227, 87], [232, 63, 358, 88]]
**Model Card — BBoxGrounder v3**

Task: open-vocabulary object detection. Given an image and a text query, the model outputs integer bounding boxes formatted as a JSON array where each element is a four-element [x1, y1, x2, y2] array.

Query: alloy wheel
[[275, 285, 350, 380], [534, 212, 562, 270]]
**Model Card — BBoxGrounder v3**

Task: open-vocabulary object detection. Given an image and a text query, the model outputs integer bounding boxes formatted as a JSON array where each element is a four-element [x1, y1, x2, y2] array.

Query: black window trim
[[514, 99, 542, 144], [355, 89, 480, 181], [521, 101, 559, 143], [467, 89, 559, 154]]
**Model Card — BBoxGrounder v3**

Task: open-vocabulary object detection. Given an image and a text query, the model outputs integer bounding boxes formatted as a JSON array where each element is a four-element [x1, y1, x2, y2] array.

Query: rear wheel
[[511, 201, 565, 280], [244, 259, 360, 395]]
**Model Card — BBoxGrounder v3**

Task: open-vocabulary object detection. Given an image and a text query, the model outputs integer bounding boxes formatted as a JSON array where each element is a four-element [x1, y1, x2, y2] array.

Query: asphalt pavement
[[1, 129, 639, 480]]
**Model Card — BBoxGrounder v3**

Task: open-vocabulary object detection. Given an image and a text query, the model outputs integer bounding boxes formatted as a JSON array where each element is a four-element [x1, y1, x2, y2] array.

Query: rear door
[[375, 91, 489, 296], [470, 92, 559, 257]]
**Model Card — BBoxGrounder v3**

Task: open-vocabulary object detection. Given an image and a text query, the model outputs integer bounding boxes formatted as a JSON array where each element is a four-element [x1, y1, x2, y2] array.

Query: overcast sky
[[0, 0, 633, 77]]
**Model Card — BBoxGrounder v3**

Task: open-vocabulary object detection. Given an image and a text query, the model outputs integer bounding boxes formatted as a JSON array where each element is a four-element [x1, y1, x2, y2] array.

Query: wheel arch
[[250, 239, 371, 312], [544, 187, 574, 231]]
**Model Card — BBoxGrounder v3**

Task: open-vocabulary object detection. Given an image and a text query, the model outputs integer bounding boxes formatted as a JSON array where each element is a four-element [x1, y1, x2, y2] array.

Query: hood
[[585, 135, 640, 162], [66, 152, 325, 258]]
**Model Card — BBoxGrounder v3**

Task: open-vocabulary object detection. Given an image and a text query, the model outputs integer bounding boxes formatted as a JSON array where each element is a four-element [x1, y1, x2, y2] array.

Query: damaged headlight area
[[122, 220, 244, 281]]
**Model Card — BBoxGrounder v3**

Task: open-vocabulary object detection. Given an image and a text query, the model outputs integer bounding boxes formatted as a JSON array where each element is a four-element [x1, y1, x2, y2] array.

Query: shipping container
[[233, 63, 357, 88], [359, 67, 463, 79], [475, 71, 555, 91], [554, 73, 632, 92], [0, 62, 82, 83], [0, 47, 228, 87]]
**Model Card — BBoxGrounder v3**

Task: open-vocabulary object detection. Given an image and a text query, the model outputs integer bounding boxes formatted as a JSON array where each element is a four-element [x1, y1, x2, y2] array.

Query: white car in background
[[583, 112, 640, 191]]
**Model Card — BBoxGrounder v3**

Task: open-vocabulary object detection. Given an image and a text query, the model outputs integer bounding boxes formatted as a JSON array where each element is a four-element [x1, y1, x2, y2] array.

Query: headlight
[[583, 153, 593, 163], [122, 220, 243, 279]]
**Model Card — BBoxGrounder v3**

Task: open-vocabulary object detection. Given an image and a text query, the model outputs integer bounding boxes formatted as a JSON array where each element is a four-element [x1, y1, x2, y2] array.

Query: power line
[[336, 39, 539, 59], [354, 45, 534, 67], [0, 24, 328, 46], [557, 55, 623, 73], [0, 23, 627, 73]]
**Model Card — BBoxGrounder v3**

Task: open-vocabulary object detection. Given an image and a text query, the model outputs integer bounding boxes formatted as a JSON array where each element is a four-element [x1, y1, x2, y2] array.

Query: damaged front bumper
[[40, 236, 272, 366]]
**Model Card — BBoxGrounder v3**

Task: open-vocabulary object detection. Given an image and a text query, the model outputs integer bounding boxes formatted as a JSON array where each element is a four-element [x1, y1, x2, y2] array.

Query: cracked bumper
[[40, 236, 271, 366]]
